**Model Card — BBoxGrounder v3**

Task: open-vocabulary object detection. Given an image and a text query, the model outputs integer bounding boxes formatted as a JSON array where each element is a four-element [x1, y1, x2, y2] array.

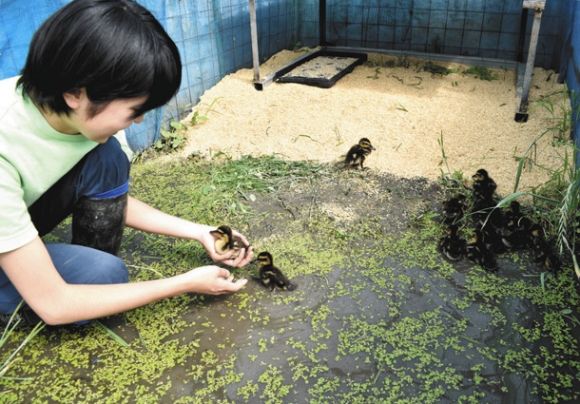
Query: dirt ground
[[176, 49, 571, 198]]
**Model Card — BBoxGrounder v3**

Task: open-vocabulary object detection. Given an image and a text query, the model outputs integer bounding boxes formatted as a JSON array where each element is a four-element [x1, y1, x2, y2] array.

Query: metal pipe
[[520, 8, 543, 109], [249, 0, 260, 82]]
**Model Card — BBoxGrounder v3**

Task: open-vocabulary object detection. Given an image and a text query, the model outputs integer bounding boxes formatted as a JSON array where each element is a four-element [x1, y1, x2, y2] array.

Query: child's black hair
[[17, 0, 182, 118]]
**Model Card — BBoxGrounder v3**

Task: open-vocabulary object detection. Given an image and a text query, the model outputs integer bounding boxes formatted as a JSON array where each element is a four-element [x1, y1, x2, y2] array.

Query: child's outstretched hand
[[182, 265, 247, 295]]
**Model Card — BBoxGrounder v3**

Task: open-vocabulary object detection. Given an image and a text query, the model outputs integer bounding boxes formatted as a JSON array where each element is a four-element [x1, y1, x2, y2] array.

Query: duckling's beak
[[250, 257, 258, 265], [371, 145, 376, 150]]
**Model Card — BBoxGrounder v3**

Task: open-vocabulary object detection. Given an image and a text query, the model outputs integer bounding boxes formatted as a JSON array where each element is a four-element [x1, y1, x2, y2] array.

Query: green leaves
[[155, 122, 187, 151]]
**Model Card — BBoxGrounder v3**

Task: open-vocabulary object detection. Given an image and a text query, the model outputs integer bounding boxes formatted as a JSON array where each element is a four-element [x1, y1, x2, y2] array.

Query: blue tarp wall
[[0, 0, 578, 152]]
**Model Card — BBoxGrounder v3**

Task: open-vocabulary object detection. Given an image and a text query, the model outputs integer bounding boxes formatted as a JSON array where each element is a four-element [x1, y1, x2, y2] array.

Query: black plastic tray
[[275, 50, 367, 88]]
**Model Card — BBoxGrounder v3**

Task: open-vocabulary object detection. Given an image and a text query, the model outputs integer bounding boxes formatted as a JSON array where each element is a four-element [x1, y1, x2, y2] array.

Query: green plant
[[367, 67, 380, 80], [534, 86, 577, 141], [505, 89, 580, 279], [437, 132, 467, 190], [190, 97, 222, 126], [1, 301, 45, 381], [464, 65, 498, 81], [423, 61, 457, 76], [155, 120, 187, 151], [396, 103, 408, 112], [397, 55, 410, 69]]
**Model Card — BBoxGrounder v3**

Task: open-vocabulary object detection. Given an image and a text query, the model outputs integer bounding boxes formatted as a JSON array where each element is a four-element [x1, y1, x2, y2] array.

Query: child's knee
[[97, 254, 129, 284]]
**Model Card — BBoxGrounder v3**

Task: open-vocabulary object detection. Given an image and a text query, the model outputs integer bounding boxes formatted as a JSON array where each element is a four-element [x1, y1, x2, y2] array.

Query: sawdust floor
[[177, 49, 572, 198]]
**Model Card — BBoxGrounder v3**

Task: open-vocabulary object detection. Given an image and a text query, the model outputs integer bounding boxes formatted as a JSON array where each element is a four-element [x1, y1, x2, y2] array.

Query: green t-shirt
[[0, 76, 131, 253]]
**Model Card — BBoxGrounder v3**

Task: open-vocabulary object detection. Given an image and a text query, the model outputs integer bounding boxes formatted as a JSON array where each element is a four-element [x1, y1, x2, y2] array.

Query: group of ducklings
[[207, 138, 378, 291], [438, 169, 561, 274], [210, 225, 295, 291]]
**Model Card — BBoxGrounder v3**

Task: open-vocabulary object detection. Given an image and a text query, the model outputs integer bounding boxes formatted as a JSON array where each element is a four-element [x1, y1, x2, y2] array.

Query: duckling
[[480, 221, 507, 254], [471, 169, 497, 202], [528, 224, 549, 254], [442, 194, 467, 224], [344, 138, 376, 170], [501, 214, 533, 251], [209, 225, 249, 259], [530, 241, 561, 275], [503, 201, 523, 232], [471, 197, 503, 230], [528, 224, 561, 274], [501, 227, 531, 251], [470, 199, 505, 254], [438, 225, 466, 261], [252, 251, 295, 291], [544, 253, 562, 275], [466, 230, 499, 272]]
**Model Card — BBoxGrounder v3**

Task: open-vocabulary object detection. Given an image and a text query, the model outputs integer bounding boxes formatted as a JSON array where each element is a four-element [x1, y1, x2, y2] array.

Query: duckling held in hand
[[344, 138, 376, 170], [438, 225, 466, 261], [210, 225, 249, 259], [252, 251, 295, 291]]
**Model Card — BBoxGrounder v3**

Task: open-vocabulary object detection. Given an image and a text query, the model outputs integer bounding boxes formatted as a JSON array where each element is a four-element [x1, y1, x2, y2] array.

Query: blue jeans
[[0, 137, 130, 316]]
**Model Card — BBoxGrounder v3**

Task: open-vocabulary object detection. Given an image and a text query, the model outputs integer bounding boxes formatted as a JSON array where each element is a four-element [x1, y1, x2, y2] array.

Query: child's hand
[[201, 227, 253, 267], [184, 265, 248, 295]]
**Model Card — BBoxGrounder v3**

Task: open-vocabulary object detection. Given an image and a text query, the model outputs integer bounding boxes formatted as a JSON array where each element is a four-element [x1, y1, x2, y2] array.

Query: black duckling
[[344, 138, 376, 170], [530, 242, 561, 275], [503, 201, 524, 232], [528, 224, 561, 274], [438, 225, 467, 261], [479, 221, 507, 254], [442, 194, 467, 224], [252, 251, 295, 291], [544, 253, 562, 275], [466, 230, 499, 272], [501, 215, 533, 251], [471, 169, 497, 202], [210, 225, 249, 259], [471, 197, 503, 230], [528, 224, 549, 253], [471, 199, 505, 254]]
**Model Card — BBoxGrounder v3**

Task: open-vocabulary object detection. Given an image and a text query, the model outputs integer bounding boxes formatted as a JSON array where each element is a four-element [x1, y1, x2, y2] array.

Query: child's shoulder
[[0, 76, 22, 119]]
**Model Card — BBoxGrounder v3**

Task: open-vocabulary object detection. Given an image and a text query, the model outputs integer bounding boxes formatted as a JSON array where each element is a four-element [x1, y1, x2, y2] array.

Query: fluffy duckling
[[210, 225, 249, 259], [466, 230, 499, 272], [471, 169, 497, 202], [528, 224, 561, 274], [501, 214, 533, 251], [530, 242, 561, 275], [442, 194, 467, 224], [438, 225, 466, 261], [344, 138, 376, 170], [252, 251, 295, 291], [471, 197, 503, 229], [470, 199, 505, 254], [544, 253, 562, 275], [528, 224, 549, 253], [503, 201, 524, 232]]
